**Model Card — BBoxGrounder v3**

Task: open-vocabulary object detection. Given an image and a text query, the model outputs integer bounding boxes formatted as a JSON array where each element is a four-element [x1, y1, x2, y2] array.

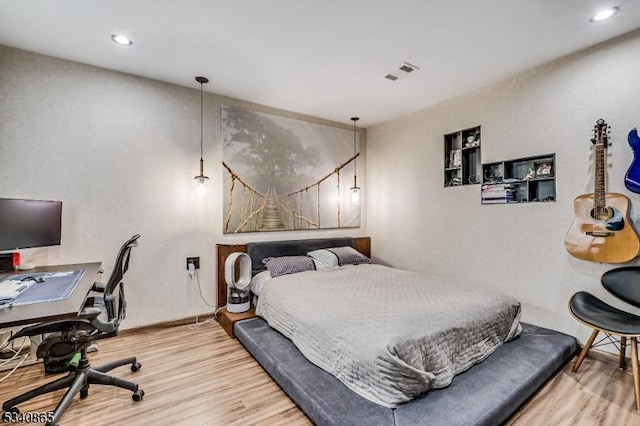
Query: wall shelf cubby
[[444, 126, 481, 187], [481, 154, 556, 204]]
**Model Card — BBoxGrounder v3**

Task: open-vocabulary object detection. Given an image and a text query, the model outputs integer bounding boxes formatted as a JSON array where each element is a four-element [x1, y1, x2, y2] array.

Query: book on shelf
[[482, 198, 515, 204], [482, 187, 516, 204], [482, 189, 514, 196], [481, 183, 516, 190]]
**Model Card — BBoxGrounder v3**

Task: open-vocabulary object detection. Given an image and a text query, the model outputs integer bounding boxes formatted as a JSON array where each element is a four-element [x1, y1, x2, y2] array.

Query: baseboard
[[118, 313, 217, 337], [0, 315, 217, 372], [0, 335, 41, 372], [584, 345, 629, 369], [0, 346, 30, 360]]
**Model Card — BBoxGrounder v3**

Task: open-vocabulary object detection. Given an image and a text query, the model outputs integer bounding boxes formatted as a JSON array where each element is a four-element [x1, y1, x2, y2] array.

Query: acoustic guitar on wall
[[564, 119, 640, 263]]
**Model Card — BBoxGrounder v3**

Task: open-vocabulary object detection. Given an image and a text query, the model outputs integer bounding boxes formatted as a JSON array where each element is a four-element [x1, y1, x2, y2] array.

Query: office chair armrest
[[79, 305, 116, 333], [91, 282, 106, 293], [80, 302, 119, 334], [78, 306, 103, 320], [89, 317, 118, 334]]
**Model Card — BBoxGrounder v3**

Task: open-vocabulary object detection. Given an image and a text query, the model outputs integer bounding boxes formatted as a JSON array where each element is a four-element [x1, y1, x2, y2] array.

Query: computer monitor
[[0, 198, 63, 251]]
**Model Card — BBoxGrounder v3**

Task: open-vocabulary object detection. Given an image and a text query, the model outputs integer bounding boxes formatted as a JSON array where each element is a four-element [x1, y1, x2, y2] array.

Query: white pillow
[[250, 270, 272, 296], [307, 249, 339, 270]]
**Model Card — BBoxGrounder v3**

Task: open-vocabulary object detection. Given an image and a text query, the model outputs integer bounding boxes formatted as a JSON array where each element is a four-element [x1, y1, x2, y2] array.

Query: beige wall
[[366, 29, 640, 345], [4, 27, 640, 341], [0, 45, 366, 328]]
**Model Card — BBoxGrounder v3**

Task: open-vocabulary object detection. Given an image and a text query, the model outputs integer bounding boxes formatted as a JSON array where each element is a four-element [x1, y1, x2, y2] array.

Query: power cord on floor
[[0, 332, 26, 366], [188, 269, 219, 329], [0, 350, 29, 383], [0, 335, 30, 383], [0, 333, 11, 352], [213, 305, 225, 320]]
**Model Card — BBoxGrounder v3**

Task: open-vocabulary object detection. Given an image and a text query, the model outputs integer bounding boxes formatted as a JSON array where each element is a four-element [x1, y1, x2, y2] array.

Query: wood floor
[[0, 319, 639, 425]]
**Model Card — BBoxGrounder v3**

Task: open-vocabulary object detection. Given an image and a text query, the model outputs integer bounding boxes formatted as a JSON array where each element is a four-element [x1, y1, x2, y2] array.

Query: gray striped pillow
[[262, 256, 316, 277], [327, 246, 371, 266]]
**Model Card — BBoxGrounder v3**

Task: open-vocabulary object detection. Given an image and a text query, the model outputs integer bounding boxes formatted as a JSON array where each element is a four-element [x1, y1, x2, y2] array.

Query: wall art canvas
[[222, 105, 360, 233]]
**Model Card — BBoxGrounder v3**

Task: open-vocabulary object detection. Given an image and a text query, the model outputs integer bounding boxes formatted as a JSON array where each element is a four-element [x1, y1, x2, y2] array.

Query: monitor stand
[[17, 263, 36, 270]]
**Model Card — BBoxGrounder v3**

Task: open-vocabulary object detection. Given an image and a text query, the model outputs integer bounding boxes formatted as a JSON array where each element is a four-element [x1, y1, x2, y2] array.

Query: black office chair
[[569, 266, 640, 411], [2, 234, 143, 425]]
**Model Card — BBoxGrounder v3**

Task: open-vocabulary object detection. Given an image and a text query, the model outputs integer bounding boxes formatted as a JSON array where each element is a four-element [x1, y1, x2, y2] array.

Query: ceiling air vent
[[385, 62, 420, 81]]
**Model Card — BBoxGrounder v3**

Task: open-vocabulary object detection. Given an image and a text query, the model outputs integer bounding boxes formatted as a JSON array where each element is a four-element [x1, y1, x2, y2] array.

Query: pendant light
[[350, 116, 361, 206], [194, 76, 209, 196]]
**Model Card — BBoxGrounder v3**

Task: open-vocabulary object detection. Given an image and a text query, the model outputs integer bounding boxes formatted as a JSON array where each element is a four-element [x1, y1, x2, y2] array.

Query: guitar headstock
[[591, 118, 611, 146]]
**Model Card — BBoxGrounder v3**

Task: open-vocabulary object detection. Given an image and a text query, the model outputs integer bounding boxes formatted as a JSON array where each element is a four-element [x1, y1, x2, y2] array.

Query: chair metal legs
[[87, 368, 139, 392], [572, 330, 640, 411], [631, 337, 640, 411], [49, 369, 91, 425], [2, 354, 143, 426], [572, 329, 599, 373], [93, 356, 138, 374], [2, 374, 76, 409]]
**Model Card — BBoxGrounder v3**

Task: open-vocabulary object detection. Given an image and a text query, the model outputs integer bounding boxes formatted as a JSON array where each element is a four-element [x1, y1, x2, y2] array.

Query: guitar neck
[[593, 119, 609, 213], [594, 142, 606, 210]]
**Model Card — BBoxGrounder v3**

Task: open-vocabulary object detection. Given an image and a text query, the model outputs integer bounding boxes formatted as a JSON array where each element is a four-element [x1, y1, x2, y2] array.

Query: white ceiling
[[1, 0, 639, 127]]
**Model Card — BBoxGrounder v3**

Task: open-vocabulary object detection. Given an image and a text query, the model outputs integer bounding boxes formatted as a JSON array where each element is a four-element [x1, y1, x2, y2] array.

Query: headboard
[[216, 236, 371, 307]]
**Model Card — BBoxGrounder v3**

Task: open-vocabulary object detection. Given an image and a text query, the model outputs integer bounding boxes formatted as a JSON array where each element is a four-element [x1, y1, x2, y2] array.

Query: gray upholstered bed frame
[[227, 237, 577, 425]]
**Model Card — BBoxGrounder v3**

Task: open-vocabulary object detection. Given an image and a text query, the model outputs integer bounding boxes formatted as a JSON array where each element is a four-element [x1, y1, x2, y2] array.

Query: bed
[[217, 237, 576, 425]]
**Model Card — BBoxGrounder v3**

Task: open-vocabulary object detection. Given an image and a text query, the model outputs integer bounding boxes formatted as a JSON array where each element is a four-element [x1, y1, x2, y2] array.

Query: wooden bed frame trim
[[216, 237, 371, 307]]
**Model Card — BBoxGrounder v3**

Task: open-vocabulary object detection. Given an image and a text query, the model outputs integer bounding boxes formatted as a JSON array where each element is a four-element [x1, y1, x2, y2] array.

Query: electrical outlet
[[186, 257, 200, 270]]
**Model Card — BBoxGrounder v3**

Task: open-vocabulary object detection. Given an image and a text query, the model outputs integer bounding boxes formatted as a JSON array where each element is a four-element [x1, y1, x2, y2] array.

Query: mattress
[[256, 264, 521, 407], [235, 318, 577, 426]]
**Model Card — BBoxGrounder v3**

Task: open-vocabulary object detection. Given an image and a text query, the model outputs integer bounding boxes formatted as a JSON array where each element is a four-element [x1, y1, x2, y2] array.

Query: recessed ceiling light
[[590, 7, 619, 22], [111, 34, 133, 46]]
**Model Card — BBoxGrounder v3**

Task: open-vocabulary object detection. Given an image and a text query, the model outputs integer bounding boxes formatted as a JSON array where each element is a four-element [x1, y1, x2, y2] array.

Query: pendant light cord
[[194, 76, 209, 178], [351, 117, 359, 186], [200, 81, 204, 162]]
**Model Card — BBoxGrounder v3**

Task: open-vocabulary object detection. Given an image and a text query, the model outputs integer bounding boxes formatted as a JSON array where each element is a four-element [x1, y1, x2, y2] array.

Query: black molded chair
[[569, 266, 640, 411], [2, 234, 143, 425]]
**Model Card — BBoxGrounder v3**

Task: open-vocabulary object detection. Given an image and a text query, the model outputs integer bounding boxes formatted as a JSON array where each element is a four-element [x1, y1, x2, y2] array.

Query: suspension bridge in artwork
[[222, 153, 359, 233]]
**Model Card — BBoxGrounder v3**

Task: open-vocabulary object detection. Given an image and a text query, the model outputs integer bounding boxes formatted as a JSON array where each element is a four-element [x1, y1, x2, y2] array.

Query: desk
[[0, 262, 101, 329]]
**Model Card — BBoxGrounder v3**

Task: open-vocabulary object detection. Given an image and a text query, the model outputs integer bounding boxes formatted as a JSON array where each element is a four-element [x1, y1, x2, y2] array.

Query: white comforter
[[256, 264, 521, 407]]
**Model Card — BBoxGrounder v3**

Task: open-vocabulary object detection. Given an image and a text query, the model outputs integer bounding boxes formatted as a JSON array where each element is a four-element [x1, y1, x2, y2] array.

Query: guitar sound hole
[[591, 207, 613, 221]]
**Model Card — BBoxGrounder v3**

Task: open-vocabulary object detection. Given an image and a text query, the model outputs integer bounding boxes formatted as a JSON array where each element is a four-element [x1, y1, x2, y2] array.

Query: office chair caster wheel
[[131, 361, 141, 372], [80, 388, 89, 399], [132, 389, 145, 401]]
